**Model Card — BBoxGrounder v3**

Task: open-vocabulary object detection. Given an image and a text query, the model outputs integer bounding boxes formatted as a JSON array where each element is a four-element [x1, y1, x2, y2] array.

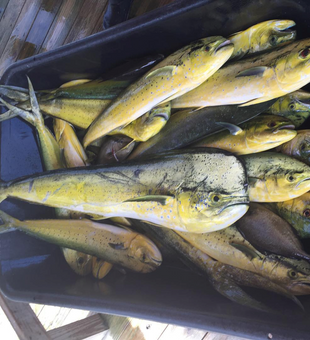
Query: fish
[[229, 20, 296, 60], [138, 221, 302, 311], [0, 149, 249, 233], [54, 119, 89, 167], [62, 249, 93, 276], [193, 114, 296, 155], [96, 135, 135, 165], [273, 193, 310, 239], [277, 130, 310, 165], [109, 102, 171, 143], [129, 101, 275, 160], [265, 90, 310, 128], [92, 258, 113, 279], [241, 152, 310, 202], [176, 225, 310, 295], [83, 36, 234, 147], [0, 210, 162, 273], [172, 38, 310, 109], [235, 203, 310, 261]]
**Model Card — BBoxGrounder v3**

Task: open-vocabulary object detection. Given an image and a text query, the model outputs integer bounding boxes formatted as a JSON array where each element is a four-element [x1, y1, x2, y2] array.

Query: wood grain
[[0, 0, 43, 76], [64, 0, 108, 44], [47, 314, 108, 340], [0, 291, 50, 340], [129, 0, 175, 18], [0, 0, 10, 20], [158, 324, 206, 340], [17, 0, 62, 60], [0, 0, 26, 56], [40, 0, 84, 53]]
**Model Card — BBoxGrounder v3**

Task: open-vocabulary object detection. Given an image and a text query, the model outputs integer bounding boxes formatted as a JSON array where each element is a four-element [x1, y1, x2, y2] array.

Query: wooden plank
[[17, 0, 62, 61], [0, 0, 43, 76], [129, 0, 175, 18], [0, 306, 19, 340], [47, 314, 108, 340], [101, 314, 131, 340], [0, 291, 50, 340], [40, 0, 84, 53], [64, 0, 108, 44], [158, 324, 206, 340], [36, 305, 72, 331], [30, 302, 45, 316], [203, 332, 249, 340], [0, 0, 26, 56], [91, 1, 108, 35], [0, 0, 10, 20]]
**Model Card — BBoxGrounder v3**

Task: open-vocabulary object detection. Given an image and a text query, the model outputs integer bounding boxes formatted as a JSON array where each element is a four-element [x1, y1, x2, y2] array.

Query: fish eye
[[267, 121, 276, 128], [210, 193, 221, 203], [301, 143, 306, 151], [299, 48, 310, 59], [269, 35, 277, 46], [289, 102, 296, 110], [78, 257, 84, 265], [205, 46, 210, 52], [287, 174, 295, 182], [288, 269, 297, 278], [303, 209, 310, 218]]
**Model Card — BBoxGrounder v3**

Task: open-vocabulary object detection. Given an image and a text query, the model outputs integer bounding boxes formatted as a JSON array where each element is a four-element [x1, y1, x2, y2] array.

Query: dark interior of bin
[[2, 0, 310, 339]]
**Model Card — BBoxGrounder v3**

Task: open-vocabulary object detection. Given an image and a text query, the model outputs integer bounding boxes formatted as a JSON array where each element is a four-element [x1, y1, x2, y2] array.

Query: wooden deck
[[0, 1, 249, 339]]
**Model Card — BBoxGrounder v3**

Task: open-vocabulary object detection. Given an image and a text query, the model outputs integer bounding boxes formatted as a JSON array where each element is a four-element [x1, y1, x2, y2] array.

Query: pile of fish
[[3, 19, 310, 312]]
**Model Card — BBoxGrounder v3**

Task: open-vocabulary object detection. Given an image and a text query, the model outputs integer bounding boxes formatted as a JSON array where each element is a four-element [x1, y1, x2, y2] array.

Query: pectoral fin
[[146, 66, 177, 79], [230, 243, 262, 260], [239, 96, 275, 106], [124, 195, 174, 206], [236, 66, 268, 78], [217, 122, 243, 135], [108, 242, 127, 250]]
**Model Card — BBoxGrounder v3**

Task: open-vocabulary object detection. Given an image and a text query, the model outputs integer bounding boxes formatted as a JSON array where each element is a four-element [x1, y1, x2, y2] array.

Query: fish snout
[[214, 40, 233, 54]]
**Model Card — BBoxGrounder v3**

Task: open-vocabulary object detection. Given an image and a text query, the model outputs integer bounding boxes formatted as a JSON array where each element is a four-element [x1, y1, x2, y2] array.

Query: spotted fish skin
[[83, 36, 234, 147], [0, 149, 248, 233], [172, 39, 310, 109]]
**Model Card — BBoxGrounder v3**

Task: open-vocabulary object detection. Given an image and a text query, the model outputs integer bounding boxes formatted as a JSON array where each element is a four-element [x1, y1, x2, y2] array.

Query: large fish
[[193, 114, 296, 155], [272, 193, 310, 239], [0, 211, 162, 273], [236, 203, 310, 261], [229, 19, 296, 59], [83, 37, 234, 147], [277, 130, 310, 165], [176, 225, 310, 295], [172, 39, 310, 109], [265, 90, 310, 128], [242, 152, 310, 202], [0, 149, 249, 233]]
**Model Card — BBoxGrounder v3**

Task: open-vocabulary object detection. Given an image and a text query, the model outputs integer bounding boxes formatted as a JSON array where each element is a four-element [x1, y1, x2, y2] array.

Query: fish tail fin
[[0, 85, 30, 102], [0, 210, 16, 234], [26, 76, 44, 127]]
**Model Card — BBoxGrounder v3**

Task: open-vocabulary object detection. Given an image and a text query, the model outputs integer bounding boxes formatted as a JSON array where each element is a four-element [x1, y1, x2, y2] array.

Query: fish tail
[[0, 210, 16, 234]]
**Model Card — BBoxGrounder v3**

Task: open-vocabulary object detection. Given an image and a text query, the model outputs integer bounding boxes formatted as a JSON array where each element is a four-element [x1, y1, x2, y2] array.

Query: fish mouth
[[273, 124, 295, 133], [274, 21, 296, 33], [295, 177, 310, 189], [215, 40, 233, 53], [154, 112, 170, 121], [219, 198, 250, 214], [296, 98, 310, 109]]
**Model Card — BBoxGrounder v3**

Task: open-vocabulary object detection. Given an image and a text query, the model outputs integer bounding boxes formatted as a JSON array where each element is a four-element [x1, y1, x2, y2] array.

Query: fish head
[[128, 234, 162, 273], [176, 36, 234, 84], [62, 248, 92, 276], [251, 20, 296, 52], [247, 114, 296, 145], [294, 131, 310, 162], [277, 193, 310, 238], [175, 168, 249, 233], [275, 41, 310, 86]]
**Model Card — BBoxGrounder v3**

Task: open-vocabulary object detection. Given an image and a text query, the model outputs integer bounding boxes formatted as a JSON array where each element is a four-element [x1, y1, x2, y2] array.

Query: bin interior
[[1, 0, 310, 339]]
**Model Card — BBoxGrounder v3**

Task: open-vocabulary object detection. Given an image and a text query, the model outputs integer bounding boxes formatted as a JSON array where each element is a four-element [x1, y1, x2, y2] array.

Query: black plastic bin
[[1, 1, 310, 339]]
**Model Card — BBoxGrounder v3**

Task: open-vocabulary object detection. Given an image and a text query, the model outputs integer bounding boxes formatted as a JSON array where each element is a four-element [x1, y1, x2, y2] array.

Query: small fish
[[265, 90, 310, 128], [176, 225, 310, 295], [110, 102, 171, 143], [129, 101, 274, 160], [0, 211, 162, 273], [92, 258, 113, 279], [172, 39, 310, 109], [96, 135, 135, 165], [273, 193, 310, 239], [236, 203, 310, 261], [193, 115, 296, 155], [277, 130, 310, 165], [140, 221, 302, 311], [229, 20, 296, 59], [83, 37, 234, 147], [62, 248, 93, 276], [0, 149, 249, 233], [242, 152, 310, 202]]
